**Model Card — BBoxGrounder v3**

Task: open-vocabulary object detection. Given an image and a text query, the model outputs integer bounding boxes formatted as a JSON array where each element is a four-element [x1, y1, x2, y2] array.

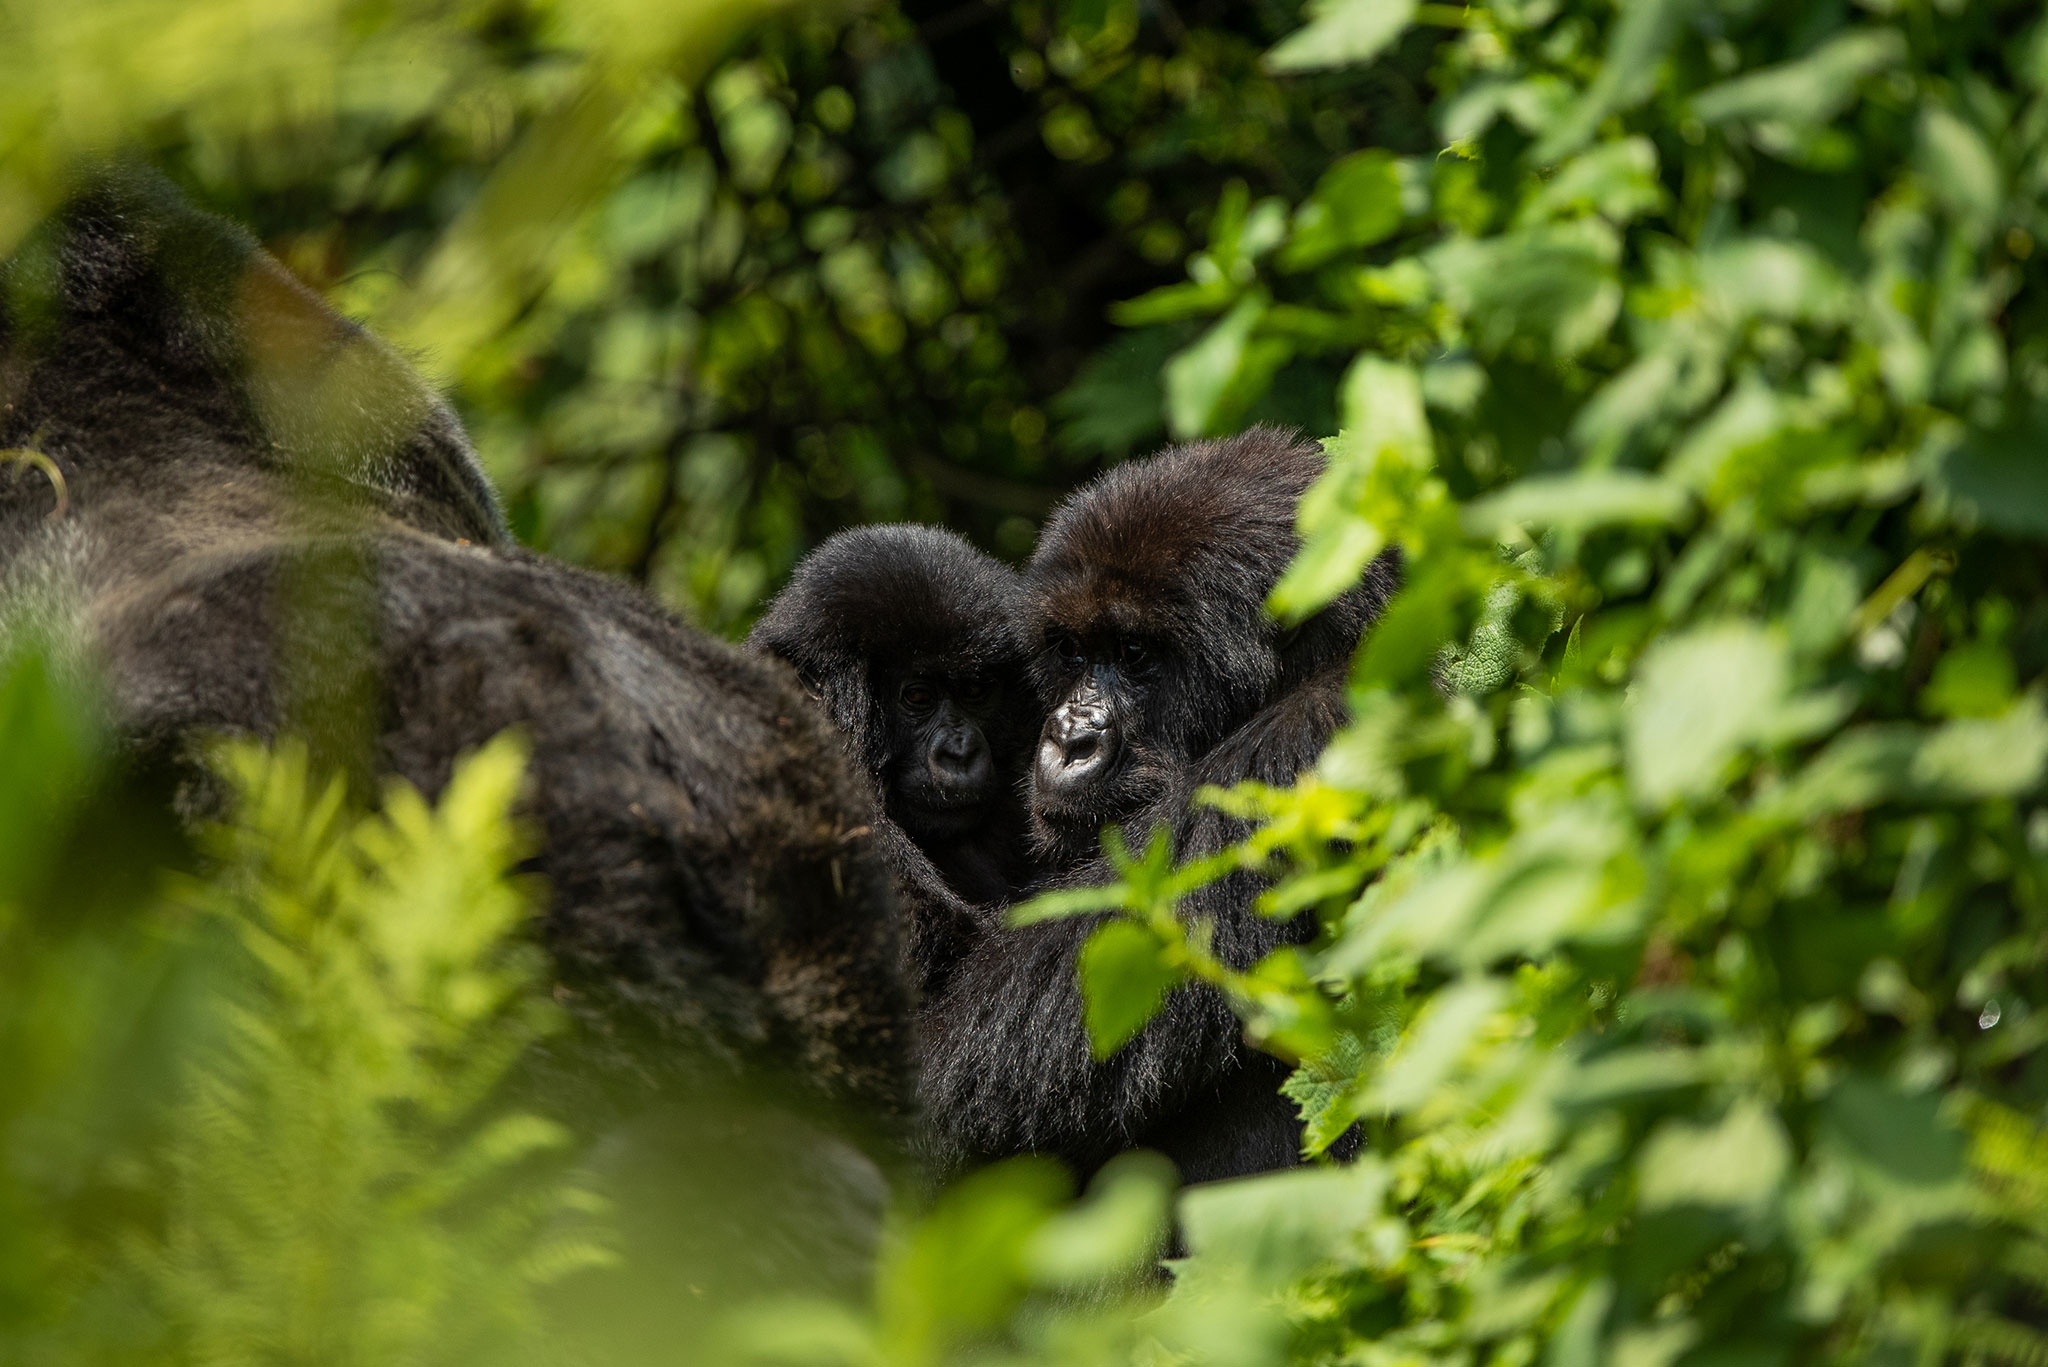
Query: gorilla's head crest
[[1024, 427, 1397, 752]]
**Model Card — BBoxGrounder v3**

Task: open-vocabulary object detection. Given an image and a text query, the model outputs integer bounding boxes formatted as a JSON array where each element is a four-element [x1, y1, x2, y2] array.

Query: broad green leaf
[[1265, 0, 1418, 73], [1824, 1076, 1966, 1188], [1625, 622, 1790, 808], [1427, 220, 1622, 357], [1932, 413, 2048, 538], [1078, 919, 1183, 1059], [1782, 549, 1865, 657], [1922, 642, 2017, 720], [1440, 74, 1575, 144], [1462, 470, 1692, 537], [1441, 579, 1522, 696], [1533, 0, 1686, 162], [1696, 238, 1851, 328], [1282, 1031, 1373, 1157], [879, 1158, 1071, 1340], [1514, 137, 1663, 228], [1112, 278, 1238, 327], [1279, 151, 1403, 271], [1763, 694, 2048, 820], [1010, 882, 1127, 926], [1178, 1160, 1390, 1285], [1162, 294, 1257, 437], [1917, 106, 2003, 232], [1020, 1153, 1175, 1287], [1270, 357, 1432, 621], [0, 644, 107, 905], [1636, 1099, 1791, 1213], [1691, 28, 1905, 127], [1557, 1047, 1709, 1109], [1363, 976, 1505, 1113]]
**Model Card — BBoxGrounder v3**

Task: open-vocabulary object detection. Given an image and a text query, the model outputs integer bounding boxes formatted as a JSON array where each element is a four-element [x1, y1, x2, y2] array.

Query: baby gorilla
[[750, 525, 1038, 927]]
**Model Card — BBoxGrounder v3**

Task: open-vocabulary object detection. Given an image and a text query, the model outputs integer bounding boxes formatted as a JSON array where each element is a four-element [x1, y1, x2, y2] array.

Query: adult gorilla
[[0, 172, 914, 1305], [916, 429, 1398, 1184]]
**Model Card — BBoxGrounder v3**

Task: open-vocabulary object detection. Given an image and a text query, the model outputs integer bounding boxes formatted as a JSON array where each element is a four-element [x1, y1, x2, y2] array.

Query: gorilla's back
[[0, 168, 916, 1135]]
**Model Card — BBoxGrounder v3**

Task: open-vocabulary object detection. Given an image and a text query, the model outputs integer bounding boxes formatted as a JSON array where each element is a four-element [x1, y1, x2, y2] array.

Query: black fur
[[750, 524, 1040, 989], [917, 429, 1399, 1184], [0, 170, 914, 1135]]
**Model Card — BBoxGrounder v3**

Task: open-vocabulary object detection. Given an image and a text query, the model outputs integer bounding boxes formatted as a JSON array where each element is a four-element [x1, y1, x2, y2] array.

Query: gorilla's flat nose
[[1037, 702, 1116, 794], [930, 728, 992, 791]]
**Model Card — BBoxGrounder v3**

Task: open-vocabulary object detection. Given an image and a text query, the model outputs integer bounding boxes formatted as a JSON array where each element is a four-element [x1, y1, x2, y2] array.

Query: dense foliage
[[12, 0, 2048, 1363]]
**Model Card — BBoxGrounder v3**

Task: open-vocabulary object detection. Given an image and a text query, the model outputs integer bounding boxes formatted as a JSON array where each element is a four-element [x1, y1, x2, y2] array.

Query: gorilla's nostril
[[931, 742, 992, 787], [1036, 705, 1118, 797]]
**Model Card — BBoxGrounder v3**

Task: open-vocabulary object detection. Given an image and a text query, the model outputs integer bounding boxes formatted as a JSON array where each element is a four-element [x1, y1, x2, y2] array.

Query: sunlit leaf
[[1265, 0, 1418, 73], [1636, 1099, 1791, 1214], [1078, 920, 1183, 1059], [1625, 623, 1790, 808]]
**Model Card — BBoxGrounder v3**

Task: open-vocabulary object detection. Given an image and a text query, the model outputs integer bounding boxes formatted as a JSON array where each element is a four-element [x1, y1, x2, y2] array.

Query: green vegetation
[[11, 0, 2048, 1363]]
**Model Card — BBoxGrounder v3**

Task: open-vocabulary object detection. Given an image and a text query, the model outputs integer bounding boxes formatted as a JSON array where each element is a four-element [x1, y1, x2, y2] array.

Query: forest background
[[10, 0, 2048, 1364]]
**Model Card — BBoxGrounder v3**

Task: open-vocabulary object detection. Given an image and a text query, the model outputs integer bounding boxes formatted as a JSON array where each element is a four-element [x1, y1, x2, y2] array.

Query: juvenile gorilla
[[0, 173, 915, 1298], [750, 525, 1038, 988], [918, 429, 1398, 1184]]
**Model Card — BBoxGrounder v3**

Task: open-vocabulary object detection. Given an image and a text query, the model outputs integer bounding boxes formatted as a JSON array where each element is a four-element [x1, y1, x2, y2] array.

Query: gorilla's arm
[[868, 815, 992, 1000], [915, 667, 1350, 1173]]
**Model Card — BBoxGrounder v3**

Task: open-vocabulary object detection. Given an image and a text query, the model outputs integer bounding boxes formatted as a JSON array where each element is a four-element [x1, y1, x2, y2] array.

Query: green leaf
[[1053, 328, 1175, 459], [1695, 238, 1851, 328], [1020, 1153, 1176, 1287], [1824, 1076, 1966, 1187], [1532, 0, 1686, 162], [1625, 622, 1791, 808], [1178, 1160, 1390, 1286], [1514, 137, 1663, 228], [1113, 278, 1238, 327], [1690, 28, 1906, 127], [1078, 920, 1184, 1059], [1009, 882, 1127, 926], [1932, 412, 2048, 538], [1636, 1099, 1792, 1214], [1279, 151, 1404, 271], [1427, 221, 1622, 357], [0, 644, 107, 905], [1162, 293, 1280, 439], [1441, 579, 1523, 696], [1462, 470, 1692, 538], [1763, 694, 2048, 820], [1917, 106, 2003, 232], [1265, 0, 1418, 73], [1922, 642, 2016, 720], [878, 1158, 1072, 1342], [1270, 357, 1433, 622], [1282, 1031, 1373, 1157], [1363, 976, 1505, 1113]]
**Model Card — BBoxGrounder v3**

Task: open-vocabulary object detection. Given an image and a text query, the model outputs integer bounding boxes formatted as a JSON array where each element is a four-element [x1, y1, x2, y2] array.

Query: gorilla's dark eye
[[957, 677, 992, 703], [901, 682, 936, 710], [1053, 633, 1084, 666], [1119, 638, 1153, 672]]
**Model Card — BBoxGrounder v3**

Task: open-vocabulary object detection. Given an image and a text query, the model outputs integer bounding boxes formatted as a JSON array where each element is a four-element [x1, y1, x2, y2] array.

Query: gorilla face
[[1029, 623, 1176, 850], [883, 666, 1003, 841]]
